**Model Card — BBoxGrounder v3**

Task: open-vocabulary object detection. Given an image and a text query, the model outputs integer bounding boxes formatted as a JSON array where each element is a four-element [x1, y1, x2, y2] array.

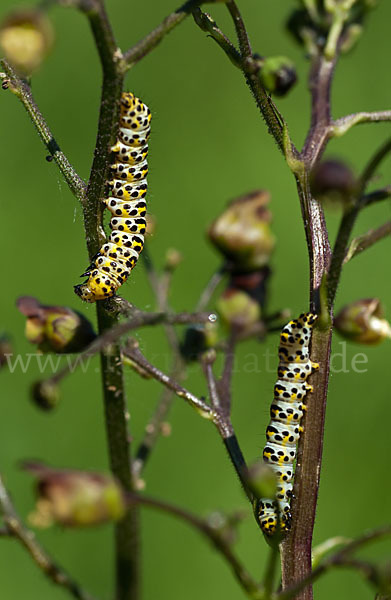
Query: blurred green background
[[0, 1, 390, 598]]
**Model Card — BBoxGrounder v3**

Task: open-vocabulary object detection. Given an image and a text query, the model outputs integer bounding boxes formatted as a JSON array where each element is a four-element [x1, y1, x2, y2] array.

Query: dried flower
[[17, 296, 96, 354], [0, 9, 54, 75], [334, 299, 391, 345], [208, 190, 275, 272], [24, 462, 127, 528]]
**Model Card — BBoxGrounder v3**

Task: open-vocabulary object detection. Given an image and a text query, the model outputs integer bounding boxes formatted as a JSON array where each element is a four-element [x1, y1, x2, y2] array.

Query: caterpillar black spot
[[258, 312, 319, 537], [74, 92, 151, 303]]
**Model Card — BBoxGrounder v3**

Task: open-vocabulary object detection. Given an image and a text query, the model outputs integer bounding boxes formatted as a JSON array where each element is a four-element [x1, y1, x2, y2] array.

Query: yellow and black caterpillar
[[75, 92, 151, 303], [258, 313, 319, 536]]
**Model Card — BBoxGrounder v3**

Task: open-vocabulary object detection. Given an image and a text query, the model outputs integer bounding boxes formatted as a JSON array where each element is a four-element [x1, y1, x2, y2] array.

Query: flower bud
[[258, 56, 297, 97], [0, 334, 12, 370], [0, 9, 54, 76], [310, 159, 356, 207], [334, 299, 391, 345], [247, 460, 277, 500], [17, 296, 96, 353], [180, 321, 218, 361], [164, 248, 183, 271], [208, 190, 275, 272], [31, 380, 60, 411], [23, 462, 127, 528], [217, 289, 261, 333]]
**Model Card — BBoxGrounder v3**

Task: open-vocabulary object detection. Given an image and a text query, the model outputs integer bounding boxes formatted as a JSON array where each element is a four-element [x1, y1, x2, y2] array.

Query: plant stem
[[123, 0, 205, 68], [0, 60, 86, 200], [127, 492, 263, 599], [0, 476, 97, 600], [331, 110, 391, 137], [344, 221, 391, 264]]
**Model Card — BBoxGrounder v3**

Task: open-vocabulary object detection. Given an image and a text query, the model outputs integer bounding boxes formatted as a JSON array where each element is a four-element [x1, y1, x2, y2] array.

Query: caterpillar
[[258, 313, 319, 537], [74, 92, 151, 303]]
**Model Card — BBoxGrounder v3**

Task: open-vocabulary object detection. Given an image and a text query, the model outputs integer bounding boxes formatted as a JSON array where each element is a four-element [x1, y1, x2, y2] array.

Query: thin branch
[[0, 475, 97, 600], [331, 111, 391, 137], [126, 492, 263, 599], [123, 338, 218, 423], [133, 357, 185, 479], [344, 221, 391, 264], [123, 339, 253, 500], [123, 0, 205, 68], [224, 1, 286, 153], [218, 330, 237, 414], [278, 525, 391, 600], [41, 309, 211, 386], [196, 267, 226, 311], [0, 60, 86, 200], [358, 138, 391, 192], [362, 186, 391, 206]]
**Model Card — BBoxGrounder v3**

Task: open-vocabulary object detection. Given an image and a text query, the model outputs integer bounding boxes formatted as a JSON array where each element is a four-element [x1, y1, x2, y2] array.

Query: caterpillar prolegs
[[258, 313, 319, 537], [74, 92, 151, 303]]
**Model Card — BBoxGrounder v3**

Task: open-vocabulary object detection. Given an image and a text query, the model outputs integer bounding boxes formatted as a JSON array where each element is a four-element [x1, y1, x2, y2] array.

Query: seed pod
[[217, 289, 261, 333], [208, 190, 275, 272], [23, 462, 127, 528], [0, 9, 54, 75], [17, 296, 96, 354], [31, 380, 60, 411], [258, 56, 297, 97], [334, 299, 391, 345]]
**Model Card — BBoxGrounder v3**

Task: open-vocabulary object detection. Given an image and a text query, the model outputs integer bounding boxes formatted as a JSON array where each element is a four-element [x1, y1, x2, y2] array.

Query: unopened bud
[[258, 56, 297, 97], [217, 289, 261, 333], [334, 299, 391, 345], [310, 159, 356, 206], [23, 462, 127, 528], [208, 190, 275, 272], [247, 460, 277, 499], [31, 380, 60, 411], [164, 248, 183, 271], [0, 9, 54, 75], [180, 321, 218, 361], [17, 296, 96, 353]]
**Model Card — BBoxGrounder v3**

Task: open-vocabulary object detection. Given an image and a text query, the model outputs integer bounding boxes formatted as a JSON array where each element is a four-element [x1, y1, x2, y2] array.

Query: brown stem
[[0, 476, 97, 600], [344, 221, 391, 264], [126, 492, 262, 599]]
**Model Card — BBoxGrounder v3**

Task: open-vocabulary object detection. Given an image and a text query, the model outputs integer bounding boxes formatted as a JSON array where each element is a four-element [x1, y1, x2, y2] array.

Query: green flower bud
[[258, 56, 297, 97], [23, 462, 127, 528], [208, 190, 275, 272], [0, 9, 54, 76], [164, 248, 183, 271], [180, 321, 218, 362], [217, 289, 261, 333], [17, 296, 96, 353], [334, 299, 391, 345], [247, 460, 277, 500], [310, 159, 356, 207], [31, 380, 60, 411]]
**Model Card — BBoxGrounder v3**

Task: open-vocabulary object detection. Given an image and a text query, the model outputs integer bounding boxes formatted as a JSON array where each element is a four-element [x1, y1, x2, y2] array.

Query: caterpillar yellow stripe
[[74, 92, 151, 303], [258, 313, 319, 537]]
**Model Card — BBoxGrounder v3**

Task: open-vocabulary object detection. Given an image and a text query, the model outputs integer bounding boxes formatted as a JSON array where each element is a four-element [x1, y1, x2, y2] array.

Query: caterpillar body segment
[[258, 313, 319, 537], [75, 92, 150, 303]]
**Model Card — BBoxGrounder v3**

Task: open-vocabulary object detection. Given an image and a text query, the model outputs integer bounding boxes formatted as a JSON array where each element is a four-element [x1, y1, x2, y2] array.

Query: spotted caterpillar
[[74, 92, 151, 303], [258, 313, 319, 537]]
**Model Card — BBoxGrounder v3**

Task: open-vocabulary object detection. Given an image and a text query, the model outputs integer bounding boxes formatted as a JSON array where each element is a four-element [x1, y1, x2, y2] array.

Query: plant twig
[[362, 186, 391, 206], [0, 475, 97, 600], [358, 138, 391, 192], [126, 492, 263, 599], [0, 60, 86, 200], [196, 267, 226, 311], [331, 111, 391, 137], [344, 221, 391, 264], [278, 525, 391, 600], [123, 0, 205, 68]]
